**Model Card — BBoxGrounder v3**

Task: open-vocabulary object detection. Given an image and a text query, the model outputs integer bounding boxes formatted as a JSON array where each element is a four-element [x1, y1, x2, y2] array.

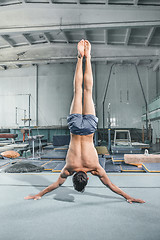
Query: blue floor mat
[[43, 145, 54, 150], [0, 160, 11, 167], [54, 145, 69, 152], [41, 150, 67, 159], [105, 160, 121, 172], [99, 157, 106, 169], [26, 160, 60, 170], [52, 162, 66, 172], [112, 154, 125, 164], [120, 163, 145, 172], [142, 163, 160, 173]]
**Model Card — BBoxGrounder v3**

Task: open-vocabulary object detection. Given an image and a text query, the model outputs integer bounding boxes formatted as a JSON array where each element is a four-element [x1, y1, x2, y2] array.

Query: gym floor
[[0, 173, 160, 240]]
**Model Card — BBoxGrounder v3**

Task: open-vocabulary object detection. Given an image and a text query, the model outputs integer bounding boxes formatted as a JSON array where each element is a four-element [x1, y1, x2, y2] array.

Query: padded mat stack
[[111, 154, 146, 172], [142, 163, 160, 173], [43, 144, 54, 150], [112, 154, 125, 164], [120, 163, 145, 172], [123, 153, 160, 173]]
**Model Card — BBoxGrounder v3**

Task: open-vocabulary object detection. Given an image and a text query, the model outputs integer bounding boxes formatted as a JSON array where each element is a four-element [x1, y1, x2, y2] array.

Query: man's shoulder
[[60, 167, 74, 178], [90, 165, 105, 177]]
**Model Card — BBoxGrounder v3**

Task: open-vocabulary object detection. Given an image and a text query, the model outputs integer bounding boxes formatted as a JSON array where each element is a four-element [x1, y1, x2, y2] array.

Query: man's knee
[[74, 87, 83, 93], [84, 88, 92, 95]]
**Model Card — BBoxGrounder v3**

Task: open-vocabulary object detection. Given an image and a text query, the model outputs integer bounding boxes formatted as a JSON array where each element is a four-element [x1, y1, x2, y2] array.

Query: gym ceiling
[[0, 0, 159, 70]]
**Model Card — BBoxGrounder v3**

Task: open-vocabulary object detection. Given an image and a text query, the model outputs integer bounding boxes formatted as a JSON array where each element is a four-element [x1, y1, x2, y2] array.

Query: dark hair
[[72, 171, 88, 192]]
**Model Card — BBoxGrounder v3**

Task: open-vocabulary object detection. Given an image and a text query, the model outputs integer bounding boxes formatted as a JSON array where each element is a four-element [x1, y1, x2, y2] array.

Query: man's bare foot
[[77, 39, 84, 58], [84, 40, 91, 58]]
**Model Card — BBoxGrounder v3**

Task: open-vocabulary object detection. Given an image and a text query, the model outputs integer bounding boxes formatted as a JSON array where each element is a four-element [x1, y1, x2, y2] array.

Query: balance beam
[[124, 154, 160, 164], [0, 134, 18, 139]]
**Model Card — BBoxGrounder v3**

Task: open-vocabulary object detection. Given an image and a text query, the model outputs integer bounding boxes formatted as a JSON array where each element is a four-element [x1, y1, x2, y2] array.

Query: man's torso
[[65, 133, 99, 173]]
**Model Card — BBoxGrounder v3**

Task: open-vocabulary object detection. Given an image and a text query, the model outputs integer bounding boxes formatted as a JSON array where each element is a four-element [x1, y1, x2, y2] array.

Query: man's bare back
[[64, 134, 99, 174]]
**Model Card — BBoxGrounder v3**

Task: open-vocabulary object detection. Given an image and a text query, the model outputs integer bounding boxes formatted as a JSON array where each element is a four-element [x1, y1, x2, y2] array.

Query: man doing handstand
[[25, 40, 145, 204]]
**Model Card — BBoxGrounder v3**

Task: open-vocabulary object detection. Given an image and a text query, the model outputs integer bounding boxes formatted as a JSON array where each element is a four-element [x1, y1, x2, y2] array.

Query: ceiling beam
[[145, 27, 155, 46], [0, 20, 159, 36], [13, 64, 22, 68], [0, 55, 159, 66], [0, 42, 158, 59], [153, 60, 160, 71], [61, 31, 69, 44], [43, 32, 52, 43], [0, 6, 160, 35], [148, 59, 157, 68], [23, 34, 32, 45], [83, 30, 88, 40], [1, 35, 14, 48], [104, 29, 108, 44], [124, 28, 131, 45], [0, 65, 7, 70], [0, 43, 158, 66]]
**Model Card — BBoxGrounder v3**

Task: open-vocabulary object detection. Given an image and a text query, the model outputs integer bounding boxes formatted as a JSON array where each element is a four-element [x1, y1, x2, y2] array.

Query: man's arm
[[24, 169, 70, 200], [92, 167, 145, 204]]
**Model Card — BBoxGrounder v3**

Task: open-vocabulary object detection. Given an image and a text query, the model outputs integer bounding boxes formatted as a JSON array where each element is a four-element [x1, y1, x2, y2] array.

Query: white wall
[[147, 68, 160, 144], [38, 63, 74, 126], [0, 62, 158, 132], [0, 67, 36, 128], [0, 64, 74, 128], [96, 63, 148, 129]]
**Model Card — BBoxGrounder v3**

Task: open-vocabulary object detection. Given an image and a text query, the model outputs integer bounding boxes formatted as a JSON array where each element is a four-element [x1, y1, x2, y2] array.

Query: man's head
[[72, 171, 88, 192]]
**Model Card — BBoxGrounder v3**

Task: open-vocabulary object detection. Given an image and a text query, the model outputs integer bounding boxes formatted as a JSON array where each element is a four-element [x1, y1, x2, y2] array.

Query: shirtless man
[[25, 40, 145, 204]]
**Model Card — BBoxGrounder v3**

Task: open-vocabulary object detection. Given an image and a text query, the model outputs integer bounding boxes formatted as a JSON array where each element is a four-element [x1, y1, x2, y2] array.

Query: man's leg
[[70, 40, 84, 114], [83, 40, 96, 116]]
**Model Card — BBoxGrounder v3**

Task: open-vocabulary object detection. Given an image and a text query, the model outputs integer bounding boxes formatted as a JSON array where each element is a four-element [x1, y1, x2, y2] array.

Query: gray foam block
[[4, 162, 44, 173]]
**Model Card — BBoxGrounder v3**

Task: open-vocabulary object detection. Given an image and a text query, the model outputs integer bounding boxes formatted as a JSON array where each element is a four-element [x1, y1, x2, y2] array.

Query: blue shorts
[[67, 114, 98, 135]]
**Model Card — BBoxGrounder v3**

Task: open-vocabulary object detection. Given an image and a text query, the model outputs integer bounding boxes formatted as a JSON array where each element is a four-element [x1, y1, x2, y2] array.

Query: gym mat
[[41, 150, 67, 160], [7, 143, 29, 149], [0, 146, 15, 152], [99, 157, 106, 169], [0, 160, 11, 168], [120, 163, 145, 172], [24, 160, 60, 171], [52, 162, 66, 172], [54, 145, 69, 152], [105, 160, 121, 172], [112, 154, 124, 164], [4, 162, 44, 173], [53, 135, 70, 146], [43, 145, 54, 150], [142, 163, 160, 173]]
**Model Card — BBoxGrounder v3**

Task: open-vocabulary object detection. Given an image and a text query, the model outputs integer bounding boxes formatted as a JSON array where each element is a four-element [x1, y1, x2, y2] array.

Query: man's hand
[[126, 198, 145, 204], [24, 194, 42, 200]]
